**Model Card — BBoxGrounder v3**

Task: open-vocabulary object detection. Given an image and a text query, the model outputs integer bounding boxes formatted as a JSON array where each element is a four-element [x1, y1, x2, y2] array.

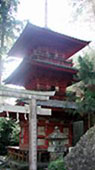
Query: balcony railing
[[29, 53, 73, 68]]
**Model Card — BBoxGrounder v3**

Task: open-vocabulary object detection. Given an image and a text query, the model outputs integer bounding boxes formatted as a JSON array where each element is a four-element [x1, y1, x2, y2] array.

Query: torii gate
[[0, 85, 55, 170]]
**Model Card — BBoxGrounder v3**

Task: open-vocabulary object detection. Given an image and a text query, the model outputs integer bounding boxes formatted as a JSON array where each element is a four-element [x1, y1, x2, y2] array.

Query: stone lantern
[[47, 126, 68, 161]]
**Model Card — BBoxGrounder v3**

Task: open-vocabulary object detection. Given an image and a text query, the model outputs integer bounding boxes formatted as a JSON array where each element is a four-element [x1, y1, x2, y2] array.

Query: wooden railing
[[30, 54, 73, 67], [7, 147, 50, 169], [7, 146, 28, 162]]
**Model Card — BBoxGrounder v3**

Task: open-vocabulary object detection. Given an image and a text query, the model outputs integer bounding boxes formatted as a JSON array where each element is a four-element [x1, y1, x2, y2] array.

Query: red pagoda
[[5, 23, 89, 168]]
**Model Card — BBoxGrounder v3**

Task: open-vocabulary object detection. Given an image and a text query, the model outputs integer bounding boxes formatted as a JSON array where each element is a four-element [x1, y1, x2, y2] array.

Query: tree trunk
[[0, 18, 5, 84]]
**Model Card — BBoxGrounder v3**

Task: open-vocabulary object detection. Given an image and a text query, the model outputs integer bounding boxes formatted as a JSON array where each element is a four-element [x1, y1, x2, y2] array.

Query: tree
[[10, 121, 20, 146], [68, 0, 95, 19], [68, 0, 95, 32], [0, 117, 20, 155], [0, 0, 23, 55], [0, 0, 24, 83], [75, 54, 95, 127]]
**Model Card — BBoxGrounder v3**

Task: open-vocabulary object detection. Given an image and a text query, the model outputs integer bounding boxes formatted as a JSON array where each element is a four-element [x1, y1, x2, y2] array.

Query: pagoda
[[5, 23, 89, 168]]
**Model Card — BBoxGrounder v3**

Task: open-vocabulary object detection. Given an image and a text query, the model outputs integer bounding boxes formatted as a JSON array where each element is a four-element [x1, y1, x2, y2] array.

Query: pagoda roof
[[5, 58, 77, 85], [8, 23, 90, 59]]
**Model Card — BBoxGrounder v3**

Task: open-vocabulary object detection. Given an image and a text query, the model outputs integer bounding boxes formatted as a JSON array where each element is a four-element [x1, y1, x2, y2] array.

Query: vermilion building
[[5, 23, 89, 166]]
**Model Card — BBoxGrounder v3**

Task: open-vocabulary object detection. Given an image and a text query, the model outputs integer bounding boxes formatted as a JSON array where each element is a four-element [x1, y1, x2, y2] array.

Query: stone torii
[[0, 85, 55, 170]]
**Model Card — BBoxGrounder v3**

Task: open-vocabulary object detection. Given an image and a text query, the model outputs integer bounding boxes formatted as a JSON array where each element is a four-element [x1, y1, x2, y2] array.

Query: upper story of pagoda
[[5, 23, 90, 99]]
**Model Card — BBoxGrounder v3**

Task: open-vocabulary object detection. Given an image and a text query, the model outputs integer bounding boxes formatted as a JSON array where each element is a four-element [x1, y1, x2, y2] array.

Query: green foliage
[[69, 0, 85, 18], [48, 158, 66, 170], [68, 0, 95, 22], [75, 55, 95, 115], [0, 117, 20, 155], [66, 91, 76, 102], [77, 89, 95, 115], [67, 0, 95, 36], [10, 122, 20, 146], [78, 56, 95, 86], [0, 0, 23, 55]]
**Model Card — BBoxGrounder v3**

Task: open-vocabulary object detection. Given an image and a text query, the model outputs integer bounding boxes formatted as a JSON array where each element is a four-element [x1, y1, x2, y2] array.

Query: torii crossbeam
[[0, 85, 55, 170]]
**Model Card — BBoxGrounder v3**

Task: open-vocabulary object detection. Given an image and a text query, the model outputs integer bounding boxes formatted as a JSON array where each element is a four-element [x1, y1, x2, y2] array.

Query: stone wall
[[64, 125, 95, 170]]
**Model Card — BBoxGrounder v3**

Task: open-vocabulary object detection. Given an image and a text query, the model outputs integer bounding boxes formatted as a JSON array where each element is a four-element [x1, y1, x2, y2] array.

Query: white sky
[[17, 0, 71, 28], [17, 0, 95, 41]]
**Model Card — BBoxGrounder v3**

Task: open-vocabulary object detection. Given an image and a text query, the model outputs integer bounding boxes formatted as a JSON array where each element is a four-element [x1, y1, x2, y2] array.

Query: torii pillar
[[29, 98, 37, 170], [29, 94, 54, 170]]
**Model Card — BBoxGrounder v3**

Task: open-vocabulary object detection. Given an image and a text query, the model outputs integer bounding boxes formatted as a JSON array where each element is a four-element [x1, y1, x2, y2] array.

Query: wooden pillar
[[29, 98, 37, 170]]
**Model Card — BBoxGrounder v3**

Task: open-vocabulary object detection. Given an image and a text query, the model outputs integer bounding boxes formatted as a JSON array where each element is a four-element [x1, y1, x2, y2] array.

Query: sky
[[17, 0, 95, 41], [17, 0, 72, 30]]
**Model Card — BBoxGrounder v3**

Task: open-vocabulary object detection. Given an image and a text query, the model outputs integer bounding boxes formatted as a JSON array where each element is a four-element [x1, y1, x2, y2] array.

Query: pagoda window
[[37, 126, 45, 147], [37, 139, 45, 146], [32, 48, 59, 60], [38, 126, 45, 136]]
